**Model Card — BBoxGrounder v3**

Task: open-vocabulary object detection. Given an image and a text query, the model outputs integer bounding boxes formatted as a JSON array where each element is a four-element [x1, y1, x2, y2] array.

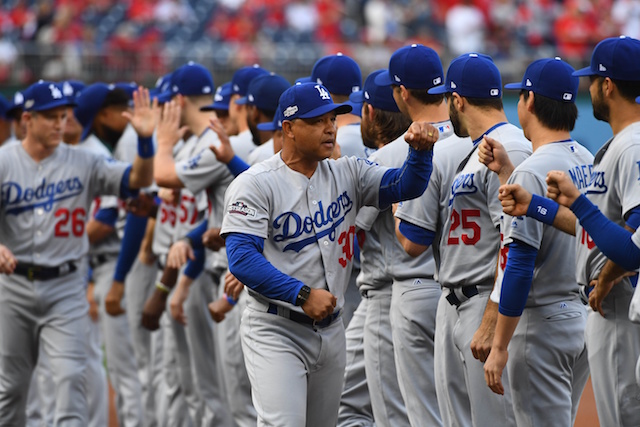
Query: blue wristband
[[526, 194, 559, 225], [138, 136, 155, 159], [224, 293, 237, 306]]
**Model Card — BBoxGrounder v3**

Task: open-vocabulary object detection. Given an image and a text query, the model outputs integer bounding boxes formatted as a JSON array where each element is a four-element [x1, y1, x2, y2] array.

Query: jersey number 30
[[447, 209, 481, 245], [54, 207, 86, 237]]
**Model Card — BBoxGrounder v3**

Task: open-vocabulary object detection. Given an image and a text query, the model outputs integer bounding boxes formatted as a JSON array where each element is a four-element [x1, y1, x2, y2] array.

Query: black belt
[[14, 262, 77, 281], [445, 285, 479, 307], [267, 303, 341, 329], [89, 254, 110, 269]]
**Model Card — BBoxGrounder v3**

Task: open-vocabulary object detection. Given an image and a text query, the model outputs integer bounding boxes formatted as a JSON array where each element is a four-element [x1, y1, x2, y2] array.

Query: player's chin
[[320, 141, 335, 156]]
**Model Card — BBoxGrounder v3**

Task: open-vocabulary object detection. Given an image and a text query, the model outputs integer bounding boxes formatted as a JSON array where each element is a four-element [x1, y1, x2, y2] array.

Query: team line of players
[[0, 35, 639, 427]]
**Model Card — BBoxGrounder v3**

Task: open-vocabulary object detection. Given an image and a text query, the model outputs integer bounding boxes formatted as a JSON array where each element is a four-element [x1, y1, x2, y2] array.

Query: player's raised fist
[[301, 288, 337, 321], [498, 183, 532, 217], [123, 86, 160, 139], [478, 136, 514, 181], [404, 122, 439, 151], [546, 170, 581, 207]]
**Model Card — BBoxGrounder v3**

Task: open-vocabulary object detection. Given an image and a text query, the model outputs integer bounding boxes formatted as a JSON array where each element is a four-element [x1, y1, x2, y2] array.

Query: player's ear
[[451, 93, 463, 111], [525, 91, 535, 112], [282, 120, 295, 139], [400, 85, 409, 102], [365, 103, 375, 121]]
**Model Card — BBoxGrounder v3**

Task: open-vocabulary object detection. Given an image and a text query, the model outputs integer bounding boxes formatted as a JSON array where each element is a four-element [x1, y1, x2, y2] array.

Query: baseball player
[[220, 82, 438, 426], [5, 90, 26, 145], [397, 53, 531, 426], [0, 80, 156, 425], [151, 61, 234, 427], [476, 58, 593, 427], [375, 44, 472, 427], [0, 94, 12, 145]]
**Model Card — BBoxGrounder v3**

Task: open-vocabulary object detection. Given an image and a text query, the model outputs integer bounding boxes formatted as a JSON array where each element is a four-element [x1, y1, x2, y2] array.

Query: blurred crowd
[[0, 0, 638, 85]]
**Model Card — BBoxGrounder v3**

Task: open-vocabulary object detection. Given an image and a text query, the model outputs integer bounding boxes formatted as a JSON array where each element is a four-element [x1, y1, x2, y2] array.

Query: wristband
[[155, 281, 170, 293], [138, 136, 155, 159], [525, 194, 559, 225], [224, 293, 237, 306]]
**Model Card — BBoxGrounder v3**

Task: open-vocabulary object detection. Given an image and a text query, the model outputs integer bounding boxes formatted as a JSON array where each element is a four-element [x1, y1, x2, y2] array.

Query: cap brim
[[427, 85, 449, 95], [504, 82, 525, 91], [636, 96, 640, 104], [572, 66, 595, 77], [257, 121, 277, 131], [349, 91, 365, 104], [374, 71, 394, 86], [344, 100, 362, 118], [235, 97, 248, 105], [154, 91, 173, 104], [80, 121, 93, 141], [31, 99, 76, 112], [295, 103, 353, 120]]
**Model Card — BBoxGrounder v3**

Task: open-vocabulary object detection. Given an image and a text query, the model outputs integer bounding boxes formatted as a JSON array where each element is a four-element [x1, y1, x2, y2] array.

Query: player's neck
[[281, 143, 318, 178], [410, 102, 449, 124], [466, 108, 508, 141], [607, 100, 640, 136], [185, 111, 211, 138], [336, 113, 359, 129], [21, 137, 57, 162], [527, 127, 571, 152]]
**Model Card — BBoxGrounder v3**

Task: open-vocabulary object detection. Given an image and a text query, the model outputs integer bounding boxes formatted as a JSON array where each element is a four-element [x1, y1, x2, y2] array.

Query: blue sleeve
[[378, 147, 433, 209], [113, 213, 148, 282], [94, 207, 118, 228], [183, 247, 205, 280], [185, 220, 208, 251], [398, 219, 435, 246], [119, 166, 140, 199], [227, 155, 250, 177], [571, 194, 640, 271], [626, 206, 640, 230], [499, 240, 538, 317], [226, 232, 305, 305]]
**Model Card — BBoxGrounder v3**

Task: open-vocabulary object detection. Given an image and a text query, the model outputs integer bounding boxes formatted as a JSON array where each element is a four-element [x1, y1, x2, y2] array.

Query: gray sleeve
[[220, 173, 270, 239], [355, 206, 380, 231], [89, 154, 130, 199], [502, 170, 545, 250], [176, 148, 233, 195], [395, 159, 443, 232], [351, 157, 390, 209], [616, 144, 640, 218]]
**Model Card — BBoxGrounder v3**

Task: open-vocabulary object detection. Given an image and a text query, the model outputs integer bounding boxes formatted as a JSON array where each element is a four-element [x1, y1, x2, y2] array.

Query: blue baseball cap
[[115, 82, 138, 99], [22, 81, 76, 112], [311, 53, 362, 95], [236, 74, 290, 112], [505, 57, 578, 102], [257, 107, 283, 131], [75, 83, 128, 141], [150, 72, 173, 101], [0, 94, 10, 120], [231, 65, 270, 96], [636, 96, 640, 104], [350, 69, 400, 112], [573, 36, 640, 81], [429, 53, 502, 99], [61, 80, 85, 101], [158, 62, 214, 103], [295, 76, 313, 85], [279, 82, 352, 121], [201, 82, 233, 111], [375, 44, 444, 90], [6, 90, 25, 119]]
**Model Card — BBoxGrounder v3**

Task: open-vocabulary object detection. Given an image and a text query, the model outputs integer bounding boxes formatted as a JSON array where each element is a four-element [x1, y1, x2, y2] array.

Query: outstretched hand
[[209, 115, 236, 164], [123, 87, 160, 139], [157, 100, 188, 148]]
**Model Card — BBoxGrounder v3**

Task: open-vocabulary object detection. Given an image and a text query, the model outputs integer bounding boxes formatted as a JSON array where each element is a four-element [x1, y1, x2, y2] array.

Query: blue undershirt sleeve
[[113, 213, 148, 282], [571, 194, 640, 271], [94, 208, 118, 228], [499, 240, 538, 317], [185, 219, 208, 251], [378, 147, 433, 209], [226, 155, 250, 177], [398, 220, 435, 247], [625, 206, 640, 230], [225, 232, 305, 305], [183, 247, 205, 280], [119, 166, 140, 199]]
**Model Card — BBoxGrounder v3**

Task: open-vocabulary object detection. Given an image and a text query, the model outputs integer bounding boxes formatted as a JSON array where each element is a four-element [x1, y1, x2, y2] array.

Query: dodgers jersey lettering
[[395, 124, 473, 281], [221, 154, 390, 312], [576, 121, 640, 286], [0, 142, 129, 266], [500, 141, 594, 306], [438, 123, 531, 288]]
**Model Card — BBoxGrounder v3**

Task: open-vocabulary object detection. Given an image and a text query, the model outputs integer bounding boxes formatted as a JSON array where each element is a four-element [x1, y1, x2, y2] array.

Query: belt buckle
[[26, 266, 40, 281]]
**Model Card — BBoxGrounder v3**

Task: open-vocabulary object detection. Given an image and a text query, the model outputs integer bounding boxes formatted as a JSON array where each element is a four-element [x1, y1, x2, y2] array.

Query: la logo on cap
[[315, 85, 331, 100], [62, 82, 74, 96]]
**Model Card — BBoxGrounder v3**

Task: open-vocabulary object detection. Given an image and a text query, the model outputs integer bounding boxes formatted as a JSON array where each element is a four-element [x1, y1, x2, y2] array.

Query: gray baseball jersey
[[502, 141, 594, 306], [0, 142, 129, 266], [630, 230, 640, 323], [221, 154, 391, 312], [248, 139, 275, 166], [230, 129, 256, 164], [176, 128, 234, 272], [438, 123, 531, 288], [337, 123, 375, 159], [395, 123, 473, 278]]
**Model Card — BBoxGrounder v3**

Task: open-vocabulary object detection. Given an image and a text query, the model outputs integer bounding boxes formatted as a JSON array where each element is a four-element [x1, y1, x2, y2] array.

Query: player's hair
[[391, 85, 444, 107], [367, 102, 412, 143], [257, 107, 276, 121], [101, 88, 130, 109], [185, 94, 215, 106], [464, 96, 504, 111], [521, 90, 577, 131], [331, 94, 350, 103], [612, 78, 640, 103]]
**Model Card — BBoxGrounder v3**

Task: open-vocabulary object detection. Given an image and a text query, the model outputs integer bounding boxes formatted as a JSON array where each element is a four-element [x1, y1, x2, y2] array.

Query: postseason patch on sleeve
[[228, 201, 256, 217]]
